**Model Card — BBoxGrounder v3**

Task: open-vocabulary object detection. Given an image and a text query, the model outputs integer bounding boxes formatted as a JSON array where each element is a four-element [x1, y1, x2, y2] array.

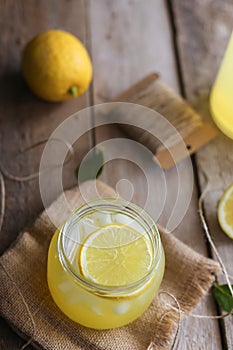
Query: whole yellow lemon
[[22, 30, 92, 102]]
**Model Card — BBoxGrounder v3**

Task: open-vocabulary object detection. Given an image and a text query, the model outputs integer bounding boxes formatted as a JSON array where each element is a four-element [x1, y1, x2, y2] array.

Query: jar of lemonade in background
[[47, 199, 165, 329], [210, 31, 233, 139]]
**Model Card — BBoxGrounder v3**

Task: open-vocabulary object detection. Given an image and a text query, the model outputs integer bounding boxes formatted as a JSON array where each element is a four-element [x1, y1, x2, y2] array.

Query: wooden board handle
[[110, 73, 218, 169], [154, 123, 218, 169]]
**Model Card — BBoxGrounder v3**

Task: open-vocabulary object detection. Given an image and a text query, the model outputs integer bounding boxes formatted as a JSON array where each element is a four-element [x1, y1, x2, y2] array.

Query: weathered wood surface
[[172, 0, 233, 348], [89, 0, 222, 349], [0, 0, 92, 348], [0, 0, 232, 349]]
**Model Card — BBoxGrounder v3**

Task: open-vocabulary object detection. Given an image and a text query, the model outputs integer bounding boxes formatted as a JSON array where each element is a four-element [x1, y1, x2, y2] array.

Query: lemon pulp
[[79, 224, 153, 287], [218, 183, 233, 239]]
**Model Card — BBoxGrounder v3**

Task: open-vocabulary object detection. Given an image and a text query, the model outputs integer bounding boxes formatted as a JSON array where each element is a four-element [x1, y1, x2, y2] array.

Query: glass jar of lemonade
[[47, 198, 165, 329], [210, 32, 233, 139]]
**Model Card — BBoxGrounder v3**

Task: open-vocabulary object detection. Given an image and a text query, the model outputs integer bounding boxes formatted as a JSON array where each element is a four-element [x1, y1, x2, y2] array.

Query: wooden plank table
[[0, 1, 232, 349]]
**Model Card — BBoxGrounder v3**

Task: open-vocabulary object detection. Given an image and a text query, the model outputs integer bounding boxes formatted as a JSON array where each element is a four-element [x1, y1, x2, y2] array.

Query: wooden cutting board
[[111, 73, 217, 169]]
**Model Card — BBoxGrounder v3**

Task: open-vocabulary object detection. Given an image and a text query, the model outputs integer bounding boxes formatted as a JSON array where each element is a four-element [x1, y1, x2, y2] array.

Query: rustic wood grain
[[172, 0, 233, 348], [110, 73, 217, 169], [88, 0, 222, 348], [0, 0, 92, 348], [0, 0, 230, 349]]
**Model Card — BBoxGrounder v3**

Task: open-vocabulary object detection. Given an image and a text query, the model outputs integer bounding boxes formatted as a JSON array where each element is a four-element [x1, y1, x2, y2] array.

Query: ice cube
[[91, 305, 103, 316], [114, 302, 130, 314], [58, 282, 72, 293]]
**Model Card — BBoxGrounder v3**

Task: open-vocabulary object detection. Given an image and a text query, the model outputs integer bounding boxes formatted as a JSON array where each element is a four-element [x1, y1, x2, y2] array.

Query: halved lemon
[[218, 183, 233, 239], [79, 224, 153, 286]]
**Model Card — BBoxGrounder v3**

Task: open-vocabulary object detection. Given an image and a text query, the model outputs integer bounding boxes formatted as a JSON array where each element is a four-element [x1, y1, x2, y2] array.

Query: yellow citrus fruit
[[218, 183, 233, 239], [79, 224, 153, 286], [22, 30, 92, 102]]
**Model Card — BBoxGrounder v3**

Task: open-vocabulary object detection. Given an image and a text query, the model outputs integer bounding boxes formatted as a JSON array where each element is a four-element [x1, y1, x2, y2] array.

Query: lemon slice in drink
[[79, 224, 153, 286], [218, 183, 233, 239]]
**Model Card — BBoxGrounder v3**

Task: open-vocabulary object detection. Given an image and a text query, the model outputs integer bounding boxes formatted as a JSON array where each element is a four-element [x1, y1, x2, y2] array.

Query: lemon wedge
[[218, 183, 233, 239], [79, 224, 153, 286]]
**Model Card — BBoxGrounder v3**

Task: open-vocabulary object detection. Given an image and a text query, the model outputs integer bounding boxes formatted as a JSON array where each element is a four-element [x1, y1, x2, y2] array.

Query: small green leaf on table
[[76, 147, 104, 183], [213, 284, 233, 313]]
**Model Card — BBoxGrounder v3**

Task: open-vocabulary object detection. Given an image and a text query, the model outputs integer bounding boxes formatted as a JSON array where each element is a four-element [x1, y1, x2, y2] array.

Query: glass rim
[[58, 198, 163, 295]]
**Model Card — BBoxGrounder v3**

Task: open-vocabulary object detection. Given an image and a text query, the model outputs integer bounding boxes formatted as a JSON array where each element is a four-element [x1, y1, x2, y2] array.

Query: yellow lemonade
[[47, 199, 165, 329], [210, 32, 233, 139]]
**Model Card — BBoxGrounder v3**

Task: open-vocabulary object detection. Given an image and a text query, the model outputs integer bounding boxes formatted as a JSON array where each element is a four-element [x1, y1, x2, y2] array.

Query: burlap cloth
[[0, 180, 220, 350]]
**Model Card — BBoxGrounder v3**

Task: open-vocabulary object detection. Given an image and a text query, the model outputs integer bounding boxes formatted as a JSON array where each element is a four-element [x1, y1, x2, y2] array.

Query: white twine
[[147, 290, 182, 350], [0, 137, 75, 183], [166, 174, 233, 349], [160, 291, 182, 350], [198, 184, 233, 298], [0, 138, 74, 349]]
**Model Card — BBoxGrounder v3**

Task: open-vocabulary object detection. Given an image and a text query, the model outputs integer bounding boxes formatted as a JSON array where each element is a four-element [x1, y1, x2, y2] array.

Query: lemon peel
[[22, 30, 92, 102], [218, 183, 233, 239]]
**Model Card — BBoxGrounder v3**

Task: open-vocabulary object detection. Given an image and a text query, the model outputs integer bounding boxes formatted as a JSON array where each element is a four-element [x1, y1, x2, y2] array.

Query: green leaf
[[76, 147, 104, 183], [213, 284, 233, 313]]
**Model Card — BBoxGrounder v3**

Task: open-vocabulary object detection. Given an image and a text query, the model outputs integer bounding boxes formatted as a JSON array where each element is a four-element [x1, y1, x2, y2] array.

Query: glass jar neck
[[57, 198, 162, 296]]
